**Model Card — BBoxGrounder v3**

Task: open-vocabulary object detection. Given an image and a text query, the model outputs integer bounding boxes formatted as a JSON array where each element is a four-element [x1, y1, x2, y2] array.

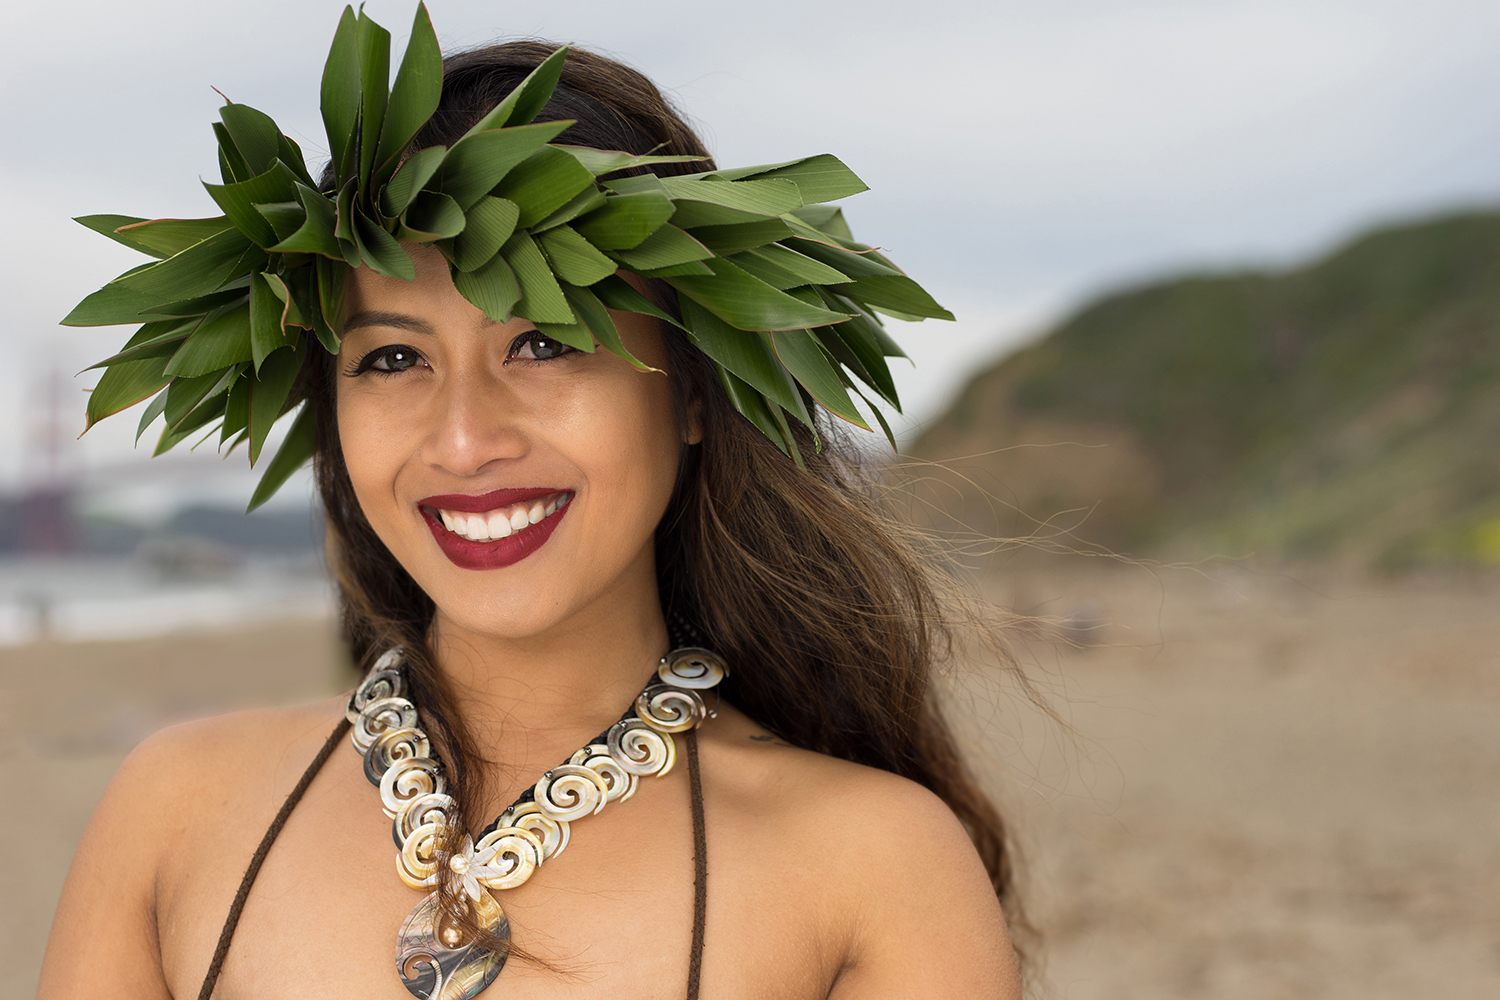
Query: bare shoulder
[[701, 706, 1022, 1000], [36, 696, 349, 999]]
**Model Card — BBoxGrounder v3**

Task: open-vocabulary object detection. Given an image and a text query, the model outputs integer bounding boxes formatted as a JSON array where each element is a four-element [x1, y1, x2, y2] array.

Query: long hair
[[310, 40, 1030, 967]]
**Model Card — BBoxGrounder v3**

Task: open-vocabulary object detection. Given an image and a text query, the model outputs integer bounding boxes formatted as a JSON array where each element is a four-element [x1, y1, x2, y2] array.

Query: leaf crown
[[65, 3, 952, 509]]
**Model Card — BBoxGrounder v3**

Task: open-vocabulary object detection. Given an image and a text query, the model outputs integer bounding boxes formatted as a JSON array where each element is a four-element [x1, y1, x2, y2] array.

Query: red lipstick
[[417, 488, 572, 571]]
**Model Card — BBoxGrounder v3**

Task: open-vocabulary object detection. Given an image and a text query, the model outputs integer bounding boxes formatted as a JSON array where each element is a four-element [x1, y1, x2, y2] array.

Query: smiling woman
[[41, 6, 1025, 999]]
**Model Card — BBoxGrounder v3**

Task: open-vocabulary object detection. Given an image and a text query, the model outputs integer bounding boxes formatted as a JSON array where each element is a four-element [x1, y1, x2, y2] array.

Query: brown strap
[[198, 716, 352, 1000], [686, 728, 707, 1000]]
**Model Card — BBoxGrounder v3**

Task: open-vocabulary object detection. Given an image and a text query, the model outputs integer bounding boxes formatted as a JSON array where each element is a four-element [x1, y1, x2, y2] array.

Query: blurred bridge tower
[[18, 366, 81, 555]]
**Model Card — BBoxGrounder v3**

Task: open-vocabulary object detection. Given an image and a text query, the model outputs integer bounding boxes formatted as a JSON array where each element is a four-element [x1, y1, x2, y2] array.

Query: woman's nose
[[419, 367, 531, 477]]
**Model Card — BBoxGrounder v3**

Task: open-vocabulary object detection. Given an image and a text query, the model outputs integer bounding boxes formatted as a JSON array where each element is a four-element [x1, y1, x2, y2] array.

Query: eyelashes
[[342, 331, 578, 378]]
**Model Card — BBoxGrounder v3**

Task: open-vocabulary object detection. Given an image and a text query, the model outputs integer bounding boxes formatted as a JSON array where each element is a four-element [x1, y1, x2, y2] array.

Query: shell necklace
[[347, 646, 728, 1000]]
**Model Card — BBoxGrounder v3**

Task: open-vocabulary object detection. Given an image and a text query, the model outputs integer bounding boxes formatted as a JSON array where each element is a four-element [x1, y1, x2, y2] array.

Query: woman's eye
[[508, 331, 574, 363], [346, 345, 425, 377]]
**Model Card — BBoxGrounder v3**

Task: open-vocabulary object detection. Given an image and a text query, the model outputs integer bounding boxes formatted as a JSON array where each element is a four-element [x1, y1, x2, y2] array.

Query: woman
[[40, 9, 1024, 998]]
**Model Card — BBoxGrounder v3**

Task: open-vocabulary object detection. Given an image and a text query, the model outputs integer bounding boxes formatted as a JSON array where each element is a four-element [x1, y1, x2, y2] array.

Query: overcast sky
[[2, 0, 1496, 515]]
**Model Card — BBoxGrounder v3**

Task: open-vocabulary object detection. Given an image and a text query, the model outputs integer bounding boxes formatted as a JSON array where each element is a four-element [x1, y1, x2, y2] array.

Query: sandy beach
[[4, 566, 1496, 998]]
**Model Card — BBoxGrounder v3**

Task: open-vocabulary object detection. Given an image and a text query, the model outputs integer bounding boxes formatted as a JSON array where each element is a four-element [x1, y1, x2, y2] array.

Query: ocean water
[[0, 553, 334, 645]]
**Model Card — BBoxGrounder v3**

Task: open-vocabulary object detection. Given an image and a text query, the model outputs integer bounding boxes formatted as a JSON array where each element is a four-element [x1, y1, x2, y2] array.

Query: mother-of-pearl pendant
[[396, 890, 510, 1000]]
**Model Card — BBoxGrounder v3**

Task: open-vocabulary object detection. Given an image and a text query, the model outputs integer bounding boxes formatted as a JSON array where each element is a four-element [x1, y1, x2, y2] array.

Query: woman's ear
[[684, 398, 704, 446]]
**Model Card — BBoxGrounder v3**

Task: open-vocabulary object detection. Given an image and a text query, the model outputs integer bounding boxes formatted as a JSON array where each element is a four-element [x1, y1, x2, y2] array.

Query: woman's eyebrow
[[344, 311, 436, 335]]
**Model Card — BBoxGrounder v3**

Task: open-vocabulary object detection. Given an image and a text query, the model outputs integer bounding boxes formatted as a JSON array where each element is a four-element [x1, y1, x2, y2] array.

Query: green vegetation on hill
[[912, 209, 1500, 570]]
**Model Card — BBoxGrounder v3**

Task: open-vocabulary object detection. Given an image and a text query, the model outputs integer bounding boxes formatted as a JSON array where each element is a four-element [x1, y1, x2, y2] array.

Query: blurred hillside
[[911, 209, 1500, 571]]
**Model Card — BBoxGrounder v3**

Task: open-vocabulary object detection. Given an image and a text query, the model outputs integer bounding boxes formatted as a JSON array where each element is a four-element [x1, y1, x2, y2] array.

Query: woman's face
[[336, 245, 692, 640]]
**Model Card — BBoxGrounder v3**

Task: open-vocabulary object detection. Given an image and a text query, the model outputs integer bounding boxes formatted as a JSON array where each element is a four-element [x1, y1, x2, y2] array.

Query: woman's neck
[[427, 580, 672, 791]]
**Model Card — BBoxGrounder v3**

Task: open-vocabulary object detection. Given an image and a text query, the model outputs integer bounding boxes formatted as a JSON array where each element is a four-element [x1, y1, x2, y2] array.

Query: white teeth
[[433, 491, 573, 543]]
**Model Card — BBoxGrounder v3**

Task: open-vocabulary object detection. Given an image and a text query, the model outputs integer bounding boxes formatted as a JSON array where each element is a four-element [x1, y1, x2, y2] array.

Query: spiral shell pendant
[[396, 891, 509, 1000], [349, 646, 727, 1000]]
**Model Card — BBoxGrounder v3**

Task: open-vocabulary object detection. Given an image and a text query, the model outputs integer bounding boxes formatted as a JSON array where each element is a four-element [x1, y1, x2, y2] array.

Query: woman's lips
[[417, 488, 573, 571]]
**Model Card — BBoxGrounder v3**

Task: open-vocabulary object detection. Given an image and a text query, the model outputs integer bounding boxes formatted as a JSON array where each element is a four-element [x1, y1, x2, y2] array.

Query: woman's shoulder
[[115, 696, 350, 811], [701, 706, 1020, 998], [703, 705, 974, 852], [37, 696, 352, 997]]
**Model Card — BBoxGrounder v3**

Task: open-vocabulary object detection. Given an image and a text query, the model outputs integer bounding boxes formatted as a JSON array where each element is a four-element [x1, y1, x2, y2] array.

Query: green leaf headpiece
[[65, 3, 952, 509]]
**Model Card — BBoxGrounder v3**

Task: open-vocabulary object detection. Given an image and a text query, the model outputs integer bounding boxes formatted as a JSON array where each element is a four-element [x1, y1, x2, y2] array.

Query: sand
[[4, 568, 1497, 998]]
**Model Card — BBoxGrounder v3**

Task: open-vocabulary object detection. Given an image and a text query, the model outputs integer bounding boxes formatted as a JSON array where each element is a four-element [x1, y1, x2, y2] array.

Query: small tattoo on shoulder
[[749, 734, 793, 747]]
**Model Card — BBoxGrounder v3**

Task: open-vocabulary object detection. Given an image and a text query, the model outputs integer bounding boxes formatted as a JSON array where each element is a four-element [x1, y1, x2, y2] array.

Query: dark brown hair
[[311, 40, 1029, 969]]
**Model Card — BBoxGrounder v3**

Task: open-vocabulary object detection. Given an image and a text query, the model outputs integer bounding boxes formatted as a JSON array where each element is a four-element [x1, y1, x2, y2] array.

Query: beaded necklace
[[347, 645, 727, 1000]]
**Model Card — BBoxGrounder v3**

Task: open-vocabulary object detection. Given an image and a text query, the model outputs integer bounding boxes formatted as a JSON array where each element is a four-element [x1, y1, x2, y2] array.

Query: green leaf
[[165, 304, 253, 377], [355, 10, 391, 188], [785, 237, 900, 279], [814, 308, 900, 408], [635, 260, 713, 278], [249, 272, 294, 371], [219, 103, 283, 176], [601, 173, 669, 198], [321, 6, 362, 184], [463, 45, 570, 134], [352, 209, 415, 281], [831, 275, 954, 321], [453, 196, 519, 272], [157, 387, 230, 454], [213, 122, 251, 184], [666, 258, 851, 332], [203, 160, 302, 248], [136, 386, 170, 442], [538, 225, 616, 286], [503, 231, 573, 325], [611, 225, 712, 271], [554, 146, 706, 176], [710, 154, 868, 204], [163, 366, 236, 431], [268, 184, 343, 257], [75, 214, 152, 253], [62, 283, 191, 327], [248, 404, 316, 511], [249, 335, 305, 464], [688, 218, 794, 256], [669, 200, 772, 229], [277, 134, 316, 188], [398, 190, 467, 241], [573, 191, 675, 250], [374, 3, 443, 178], [439, 120, 570, 211], [678, 297, 810, 425], [562, 283, 647, 368], [590, 274, 683, 329], [770, 330, 867, 429], [380, 145, 447, 217], [316, 255, 346, 347], [718, 370, 796, 460], [660, 176, 803, 216], [255, 201, 307, 243], [111, 228, 256, 302], [728, 244, 849, 289], [532, 186, 607, 232], [492, 146, 596, 228], [450, 251, 521, 322], [790, 204, 854, 241], [221, 370, 252, 443], [86, 318, 197, 368], [85, 358, 174, 429]]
